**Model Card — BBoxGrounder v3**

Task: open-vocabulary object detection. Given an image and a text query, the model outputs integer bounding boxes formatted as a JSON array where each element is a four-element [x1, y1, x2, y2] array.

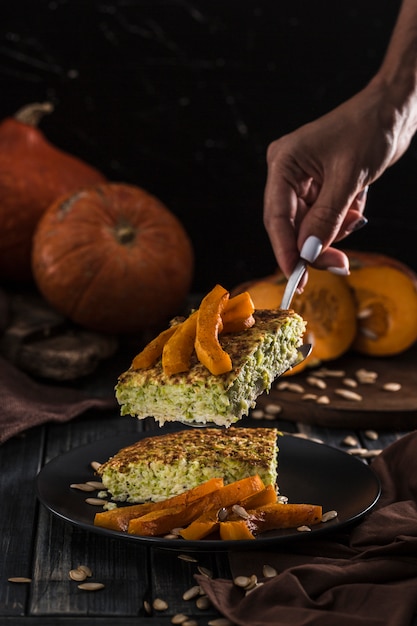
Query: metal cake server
[[280, 235, 323, 310], [280, 258, 307, 310]]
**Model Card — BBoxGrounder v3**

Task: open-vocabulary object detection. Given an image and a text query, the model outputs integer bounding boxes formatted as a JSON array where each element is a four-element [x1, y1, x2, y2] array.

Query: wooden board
[[254, 342, 417, 430], [0, 292, 118, 380]]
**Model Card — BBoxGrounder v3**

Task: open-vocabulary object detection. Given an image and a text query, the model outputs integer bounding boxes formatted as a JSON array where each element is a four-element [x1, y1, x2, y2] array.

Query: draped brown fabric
[[0, 355, 116, 443], [197, 431, 417, 626]]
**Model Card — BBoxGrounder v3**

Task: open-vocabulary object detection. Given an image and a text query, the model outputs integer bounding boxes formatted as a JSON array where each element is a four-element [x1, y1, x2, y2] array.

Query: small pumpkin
[[232, 267, 357, 369], [0, 102, 106, 283], [32, 183, 194, 334], [345, 250, 417, 356]]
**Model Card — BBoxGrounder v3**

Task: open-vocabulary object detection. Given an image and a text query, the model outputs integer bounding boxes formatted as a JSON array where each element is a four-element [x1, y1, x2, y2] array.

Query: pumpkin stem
[[14, 102, 54, 126], [115, 222, 136, 245]]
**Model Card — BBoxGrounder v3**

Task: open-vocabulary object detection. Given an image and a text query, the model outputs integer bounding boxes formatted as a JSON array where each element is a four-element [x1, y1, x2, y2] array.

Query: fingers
[[264, 173, 301, 278], [335, 211, 368, 242], [297, 183, 369, 270], [335, 186, 369, 240], [264, 136, 370, 278], [311, 247, 350, 274]]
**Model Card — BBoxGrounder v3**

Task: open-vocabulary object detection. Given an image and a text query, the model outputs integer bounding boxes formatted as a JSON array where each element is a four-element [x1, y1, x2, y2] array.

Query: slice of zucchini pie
[[115, 309, 306, 428], [97, 427, 279, 503]]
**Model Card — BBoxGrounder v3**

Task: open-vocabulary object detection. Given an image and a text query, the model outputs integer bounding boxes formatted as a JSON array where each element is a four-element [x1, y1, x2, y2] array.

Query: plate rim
[[35, 429, 381, 552]]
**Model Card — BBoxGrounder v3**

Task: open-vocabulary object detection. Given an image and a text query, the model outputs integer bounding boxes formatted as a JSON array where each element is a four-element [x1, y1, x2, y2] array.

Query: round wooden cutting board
[[254, 342, 417, 430]]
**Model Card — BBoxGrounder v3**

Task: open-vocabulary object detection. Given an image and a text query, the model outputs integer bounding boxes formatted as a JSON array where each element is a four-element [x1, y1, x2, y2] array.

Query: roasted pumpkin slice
[[195, 284, 232, 375]]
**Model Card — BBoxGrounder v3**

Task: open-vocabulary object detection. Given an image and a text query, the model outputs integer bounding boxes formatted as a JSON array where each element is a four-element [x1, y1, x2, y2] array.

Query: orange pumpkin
[[345, 250, 417, 356], [0, 102, 106, 283], [32, 183, 194, 334]]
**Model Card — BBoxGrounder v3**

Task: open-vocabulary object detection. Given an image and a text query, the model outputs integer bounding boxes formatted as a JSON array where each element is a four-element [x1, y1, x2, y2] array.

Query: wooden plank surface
[[1, 406, 416, 625], [0, 429, 44, 617]]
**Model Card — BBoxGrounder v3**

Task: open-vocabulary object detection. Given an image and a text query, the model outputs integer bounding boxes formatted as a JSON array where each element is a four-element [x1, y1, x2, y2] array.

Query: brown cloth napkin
[[197, 431, 417, 626], [0, 355, 117, 444]]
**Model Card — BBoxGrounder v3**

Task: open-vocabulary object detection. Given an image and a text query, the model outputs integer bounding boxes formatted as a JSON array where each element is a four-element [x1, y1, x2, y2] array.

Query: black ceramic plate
[[36, 431, 381, 552]]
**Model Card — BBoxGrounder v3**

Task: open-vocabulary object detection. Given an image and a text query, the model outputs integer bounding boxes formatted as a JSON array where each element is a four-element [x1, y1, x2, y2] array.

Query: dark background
[[2, 0, 416, 293]]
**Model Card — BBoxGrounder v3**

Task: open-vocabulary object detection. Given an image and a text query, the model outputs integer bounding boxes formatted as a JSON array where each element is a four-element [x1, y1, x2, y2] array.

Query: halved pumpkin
[[345, 250, 417, 356]]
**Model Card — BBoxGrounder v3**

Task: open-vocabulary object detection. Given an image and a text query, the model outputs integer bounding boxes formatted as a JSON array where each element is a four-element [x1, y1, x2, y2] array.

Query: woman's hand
[[264, 72, 417, 280]]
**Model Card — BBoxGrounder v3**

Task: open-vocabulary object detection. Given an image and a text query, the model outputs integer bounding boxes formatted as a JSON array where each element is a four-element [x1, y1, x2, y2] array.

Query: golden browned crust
[[97, 427, 278, 476]]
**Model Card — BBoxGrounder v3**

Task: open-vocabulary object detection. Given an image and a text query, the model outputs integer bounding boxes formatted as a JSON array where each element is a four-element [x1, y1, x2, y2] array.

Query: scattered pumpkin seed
[[153, 598, 169, 611], [356, 449, 382, 459], [86, 480, 105, 489], [276, 381, 289, 390], [196, 594, 211, 609], [334, 388, 363, 401], [90, 461, 102, 471], [8, 577, 32, 583], [245, 581, 264, 595], [171, 615, 188, 624], [364, 429, 379, 441], [78, 565, 92, 577], [197, 565, 213, 578], [302, 393, 318, 401], [316, 395, 330, 405], [85, 497, 107, 506], [245, 574, 258, 590], [307, 376, 327, 389], [264, 402, 282, 415], [182, 585, 201, 601], [232, 504, 250, 519], [356, 368, 378, 383], [322, 510, 338, 523], [208, 619, 234, 626], [342, 377, 358, 388], [347, 447, 370, 456], [143, 600, 152, 614], [277, 382, 305, 393], [69, 568, 87, 581], [262, 564, 278, 578], [183, 620, 199, 626], [315, 368, 346, 378], [77, 582, 105, 591], [251, 409, 265, 420], [343, 435, 359, 447], [297, 525, 311, 532], [382, 382, 402, 392], [178, 554, 198, 563], [70, 483, 96, 492], [233, 575, 252, 588]]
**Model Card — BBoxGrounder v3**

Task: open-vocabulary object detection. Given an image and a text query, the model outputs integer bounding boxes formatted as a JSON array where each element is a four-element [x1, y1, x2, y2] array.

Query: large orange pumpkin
[[32, 183, 194, 334], [0, 102, 106, 283]]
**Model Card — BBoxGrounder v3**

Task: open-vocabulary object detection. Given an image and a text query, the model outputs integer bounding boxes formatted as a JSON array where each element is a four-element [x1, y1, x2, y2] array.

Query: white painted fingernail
[[300, 236, 323, 263], [327, 266, 350, 276], [356, 186, 369, 201]]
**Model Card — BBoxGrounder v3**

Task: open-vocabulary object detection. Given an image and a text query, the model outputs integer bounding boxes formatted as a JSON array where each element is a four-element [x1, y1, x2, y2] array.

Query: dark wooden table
[[1, 361, 416, 626]]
